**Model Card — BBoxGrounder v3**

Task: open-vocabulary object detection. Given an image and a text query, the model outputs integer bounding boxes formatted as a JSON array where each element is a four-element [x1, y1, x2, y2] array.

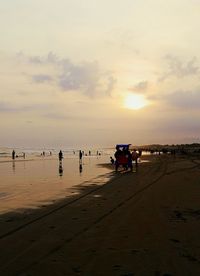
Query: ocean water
[[0, 147, 115, 215]]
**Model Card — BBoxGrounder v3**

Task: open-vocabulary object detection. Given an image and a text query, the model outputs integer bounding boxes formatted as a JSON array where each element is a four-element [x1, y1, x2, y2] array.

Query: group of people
[[58, 150, 83, 176], [113, 145, 142, 171]]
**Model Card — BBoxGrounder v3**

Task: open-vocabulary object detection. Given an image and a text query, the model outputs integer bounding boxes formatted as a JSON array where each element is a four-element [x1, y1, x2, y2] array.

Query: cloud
[[105, 76, 117, 96], [159, 55, 199, 82], [58, 61, 100, 95], [43, 113, 76, 120], [57, 59, 116, 97], [17, 52, 116, 97], [0, 101, 53, 113], [17, 51, 58, 65], [0, 102, 24, 113], [32, 74, 53, 83], [128, 81, 148, 93], [163, 90, 200, 109]]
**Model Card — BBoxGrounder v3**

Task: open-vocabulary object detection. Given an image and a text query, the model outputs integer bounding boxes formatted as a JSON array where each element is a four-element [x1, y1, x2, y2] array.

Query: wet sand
[[0, 155, 113, 214], [1, 154, 200, 275]]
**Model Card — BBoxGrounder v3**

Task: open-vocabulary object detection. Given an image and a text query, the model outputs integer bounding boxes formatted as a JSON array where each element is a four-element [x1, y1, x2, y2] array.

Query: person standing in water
[[12, 150, 15, 160], [79, 150, 83, 163], [59, 150, 63, 161]]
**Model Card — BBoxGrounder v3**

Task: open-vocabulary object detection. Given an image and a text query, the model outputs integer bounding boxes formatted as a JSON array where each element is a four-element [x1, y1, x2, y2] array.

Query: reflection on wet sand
[[59, 161, 63, 177], [0, 156, 113, 214], [79, 163, 83, 174], [12, 161, 15, 173]]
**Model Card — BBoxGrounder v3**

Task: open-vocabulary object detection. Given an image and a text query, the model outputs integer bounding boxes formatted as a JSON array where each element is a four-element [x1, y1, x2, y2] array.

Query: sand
[[1, 154, 200, 275]]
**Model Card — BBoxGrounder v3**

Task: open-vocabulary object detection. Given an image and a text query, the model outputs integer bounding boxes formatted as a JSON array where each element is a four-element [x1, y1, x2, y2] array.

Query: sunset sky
[[1, 0, 200, 148]]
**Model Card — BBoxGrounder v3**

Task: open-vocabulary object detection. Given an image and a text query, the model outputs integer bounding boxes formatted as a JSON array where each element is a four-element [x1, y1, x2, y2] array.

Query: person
[[114, 146, 123, 171], [79, 150, 83, 162], [23, 152, 26, 159], [132, 149, 138, 166], [127, 149, 133, 171], [122, 147, 133, 171], [12, 150, 15, 160], [59, 150, 63, 161], [110, 156, 114, 164]]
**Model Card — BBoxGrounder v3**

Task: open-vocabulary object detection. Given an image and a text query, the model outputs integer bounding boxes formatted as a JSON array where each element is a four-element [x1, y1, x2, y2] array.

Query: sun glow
[[124, 94, 148, 110]]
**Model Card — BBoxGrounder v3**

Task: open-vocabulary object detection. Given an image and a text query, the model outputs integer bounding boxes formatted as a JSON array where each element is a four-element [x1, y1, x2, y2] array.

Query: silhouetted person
[[79, 163, 83, 173], [79, 150, 83, 163], [59, 150, 63, 161], [110, 156, 114, 164], [89, 150, 91, 156], [23, 152, 25, 159], [132, 149, 138, 167], [114, 146, 122, 171], [12, 150, 15, 160], [127, 149, 133, 171]]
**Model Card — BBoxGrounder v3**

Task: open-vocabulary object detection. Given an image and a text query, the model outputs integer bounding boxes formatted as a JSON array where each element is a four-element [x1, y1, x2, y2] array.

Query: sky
[[1, 0, 200, 148]]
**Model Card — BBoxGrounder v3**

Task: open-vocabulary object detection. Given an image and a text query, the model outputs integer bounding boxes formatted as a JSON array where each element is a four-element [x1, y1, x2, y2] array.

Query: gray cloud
[[159, 55, 199, 81], [0, 102, 26, 113], [58, 61, 100, 95], [128, 81, 148, 93], [57, 59, 116, 97], [43, 113, 76, 120], [105, 76, 117, 96], [0, 101, 53, 113], [18, 52, 116, 97], [163, 90, 200, 109], [32, 74, 53, 83]]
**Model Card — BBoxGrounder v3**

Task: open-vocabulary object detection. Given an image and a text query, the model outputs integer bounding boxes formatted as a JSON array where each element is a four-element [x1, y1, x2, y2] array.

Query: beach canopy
[[116, 144, 131, 149]]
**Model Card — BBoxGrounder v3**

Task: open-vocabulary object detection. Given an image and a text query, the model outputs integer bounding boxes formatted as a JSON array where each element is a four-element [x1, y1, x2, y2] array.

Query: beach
[[1, 154, 200, 275], [0, 152, 113, 214]]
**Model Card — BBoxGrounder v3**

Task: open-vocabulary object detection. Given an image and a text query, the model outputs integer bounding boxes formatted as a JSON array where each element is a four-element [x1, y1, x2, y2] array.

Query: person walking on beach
[[132, 149, 138, 166], [59, 150, 63, 161], [12, 150, 15, 160], [79, 150, 83, 163], [114, 145, 122, 171]]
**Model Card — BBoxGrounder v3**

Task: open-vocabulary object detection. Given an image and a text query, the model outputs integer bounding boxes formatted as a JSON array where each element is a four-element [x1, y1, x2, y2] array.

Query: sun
[[124, 93, 148, 110]]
